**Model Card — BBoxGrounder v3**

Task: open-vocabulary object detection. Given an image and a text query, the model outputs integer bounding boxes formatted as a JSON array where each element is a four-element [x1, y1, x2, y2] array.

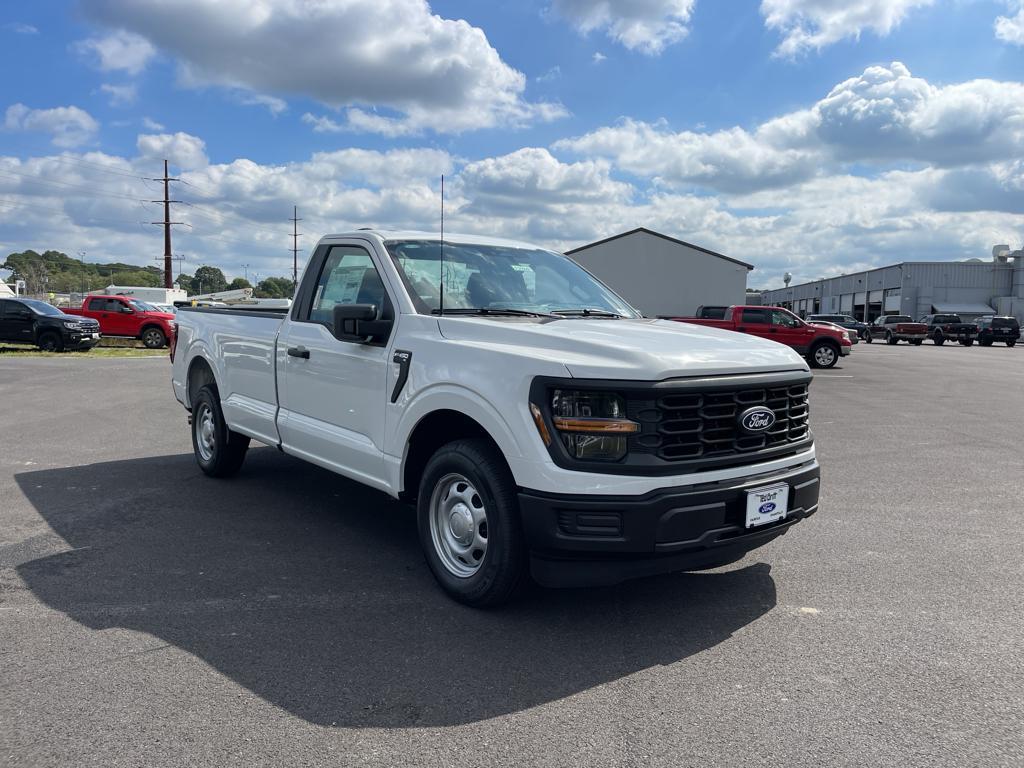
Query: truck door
[[108, 298, 137, 337], [85, 297, 115, 335], [770, 308, 816, 353], [277, 242, 393, 489], [734, 307, 772, 341], [0, 300, 36, 343]]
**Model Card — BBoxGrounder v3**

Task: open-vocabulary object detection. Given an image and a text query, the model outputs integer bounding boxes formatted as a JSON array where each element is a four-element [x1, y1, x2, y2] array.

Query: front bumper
[[518, 461, 820, 587], [840, 344, 852, 355]]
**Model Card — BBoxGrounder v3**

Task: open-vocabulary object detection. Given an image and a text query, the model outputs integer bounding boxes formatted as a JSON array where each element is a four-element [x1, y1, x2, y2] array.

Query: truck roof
[[321, 229, 548, 251]]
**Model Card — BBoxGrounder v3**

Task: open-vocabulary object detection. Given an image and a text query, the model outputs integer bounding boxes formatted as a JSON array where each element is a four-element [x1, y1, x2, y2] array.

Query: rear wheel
[[886, 332, 897, 345], [932, 332, 944, 346], [191, 385, 250, 477], [809, 342, 839, 368], [1008, 339, 1017, 348], [417, 438, 527, 607], [863, 333, 873, 344], [142, 326, 167, 349], [37, 332, 64, 352]]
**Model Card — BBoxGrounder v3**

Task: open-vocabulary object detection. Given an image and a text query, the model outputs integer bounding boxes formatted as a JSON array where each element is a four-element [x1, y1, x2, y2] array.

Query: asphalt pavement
[[1, 343, 1022, 767]]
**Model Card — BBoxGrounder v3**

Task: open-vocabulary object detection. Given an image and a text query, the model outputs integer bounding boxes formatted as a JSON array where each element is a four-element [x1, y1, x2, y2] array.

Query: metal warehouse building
[[761, 246, 1024, 324], [566, 228, 753, 317]]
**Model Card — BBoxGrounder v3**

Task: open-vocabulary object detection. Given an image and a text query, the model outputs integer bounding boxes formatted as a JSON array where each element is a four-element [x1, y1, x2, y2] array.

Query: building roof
[[565, 227, 754, 270], [931, 303, 995, 315]]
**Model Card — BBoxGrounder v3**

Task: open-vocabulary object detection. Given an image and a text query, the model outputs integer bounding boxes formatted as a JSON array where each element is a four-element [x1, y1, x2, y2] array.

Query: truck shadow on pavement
[[15, 448, 777, 728]]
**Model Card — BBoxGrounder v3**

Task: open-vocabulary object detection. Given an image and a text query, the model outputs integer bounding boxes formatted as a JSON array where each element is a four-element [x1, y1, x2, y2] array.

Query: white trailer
[[99, 285, 189, 304]]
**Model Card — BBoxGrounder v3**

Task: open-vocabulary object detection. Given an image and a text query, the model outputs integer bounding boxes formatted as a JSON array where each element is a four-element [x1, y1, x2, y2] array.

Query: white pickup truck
[[170, 230, 820, 606]]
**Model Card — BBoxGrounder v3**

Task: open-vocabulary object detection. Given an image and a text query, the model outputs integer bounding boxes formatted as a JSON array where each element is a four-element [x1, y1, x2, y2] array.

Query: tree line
[[2, 250, 295, 299]]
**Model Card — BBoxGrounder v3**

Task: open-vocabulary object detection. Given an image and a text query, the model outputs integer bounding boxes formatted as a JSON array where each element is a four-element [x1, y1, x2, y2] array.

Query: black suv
[[0, 297, 101, 352], [975, 316, 1020, 347], [807, 313, 869, 340]]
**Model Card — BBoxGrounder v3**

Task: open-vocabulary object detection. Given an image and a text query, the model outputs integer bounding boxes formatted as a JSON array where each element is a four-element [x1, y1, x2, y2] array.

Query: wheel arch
[[399, 406, 517, 503], [186, 353, 219, 409]]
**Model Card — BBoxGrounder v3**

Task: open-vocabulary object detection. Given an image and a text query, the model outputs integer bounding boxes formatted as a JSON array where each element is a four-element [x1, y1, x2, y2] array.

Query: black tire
[[932, 332, 944, 346], [959, 338, 974, 347], [1008, 339, 1017, 348], [38, 332, 64, 353], [886, 332, 898, 345], [808, 341, 839, 368], [979, 338, 993, 347], [910, 339, 923, 345], [142, 326, 167, 349], [417, 438, 527, 607], [191, 385, 250, 477], [863, 333, 872, 344]]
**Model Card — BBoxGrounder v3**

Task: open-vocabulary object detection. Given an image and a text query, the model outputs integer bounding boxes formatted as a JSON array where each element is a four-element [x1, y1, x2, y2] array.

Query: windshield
[[129, 300, 157, 312], [19, 299, 65, 317], [384, 239, 639, 318]]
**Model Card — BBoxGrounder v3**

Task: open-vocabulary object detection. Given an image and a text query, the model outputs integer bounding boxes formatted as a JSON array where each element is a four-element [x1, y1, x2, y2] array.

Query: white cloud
[[4, 104, 99, 148], [5, 22, 38, 35], [141, 116, 165, 131], [556, 63, 1024, 193], [81, 0, 565, 134], [761, 0, 934, 57], [552, 0, 696, 54], [136, 132, 209, 170], [100, 83, 137, 106], [995, 3, 1024, 45], [237, 93, 287, 116], [73, 29, 155, 74], [593, 51, 607, 63]]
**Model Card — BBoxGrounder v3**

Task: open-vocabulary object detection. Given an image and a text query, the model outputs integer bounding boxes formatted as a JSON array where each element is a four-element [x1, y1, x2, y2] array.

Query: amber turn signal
[[551, 417, 640, 434], [529, 402, 552, 446]]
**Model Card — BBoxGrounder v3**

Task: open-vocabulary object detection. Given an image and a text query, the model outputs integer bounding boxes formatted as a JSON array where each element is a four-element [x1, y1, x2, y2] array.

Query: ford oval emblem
[[739, 406, 776, 433], [759, 502, 776, 514]]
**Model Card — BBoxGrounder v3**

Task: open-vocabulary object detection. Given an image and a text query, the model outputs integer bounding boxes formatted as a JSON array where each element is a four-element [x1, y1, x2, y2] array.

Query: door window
[[87, 297, 112, 311], [740, 308, 769, 324], [771, 309, 800, 328], [306, 245, 388, 328]]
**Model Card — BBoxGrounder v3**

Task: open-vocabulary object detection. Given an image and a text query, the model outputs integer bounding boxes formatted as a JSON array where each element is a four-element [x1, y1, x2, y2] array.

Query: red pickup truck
[[671, 305, 851, 368], [63, 295, 176, 348]]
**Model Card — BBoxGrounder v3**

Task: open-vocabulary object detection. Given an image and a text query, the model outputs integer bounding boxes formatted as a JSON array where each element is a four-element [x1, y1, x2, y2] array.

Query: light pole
[[78, 250, 87, 297]]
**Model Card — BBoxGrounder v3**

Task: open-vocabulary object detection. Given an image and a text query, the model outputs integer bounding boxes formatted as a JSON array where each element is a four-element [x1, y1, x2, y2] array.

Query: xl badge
[[739, 406, 776, 433]]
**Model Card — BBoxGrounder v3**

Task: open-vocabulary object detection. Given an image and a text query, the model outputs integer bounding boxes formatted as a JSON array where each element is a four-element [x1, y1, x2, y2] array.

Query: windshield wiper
[[550, 308, 624, 318], [432, 307, 557, 318]]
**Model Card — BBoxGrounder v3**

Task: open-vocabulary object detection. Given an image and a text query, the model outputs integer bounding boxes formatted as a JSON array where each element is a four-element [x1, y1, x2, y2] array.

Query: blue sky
[[1, 0, 1023, 287]]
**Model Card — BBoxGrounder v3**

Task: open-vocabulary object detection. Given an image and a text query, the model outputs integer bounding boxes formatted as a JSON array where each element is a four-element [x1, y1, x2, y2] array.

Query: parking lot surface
[[2, 344, 1022, 767]]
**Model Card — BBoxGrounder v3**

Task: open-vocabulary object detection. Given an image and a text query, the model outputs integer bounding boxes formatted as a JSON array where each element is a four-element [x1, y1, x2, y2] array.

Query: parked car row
[[806, 311, 1019, 348]]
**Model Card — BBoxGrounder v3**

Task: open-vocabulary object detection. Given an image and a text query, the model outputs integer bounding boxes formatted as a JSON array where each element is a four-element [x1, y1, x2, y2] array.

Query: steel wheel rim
[[429, 472, 488, 578], [195, 404, 216, 462], [815, 346, 835, 366], [145, 330, 162, 347]]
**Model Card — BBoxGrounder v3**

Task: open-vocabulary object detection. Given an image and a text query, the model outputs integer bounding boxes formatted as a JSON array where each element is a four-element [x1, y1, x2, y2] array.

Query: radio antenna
[[439, 173, 445, 316]]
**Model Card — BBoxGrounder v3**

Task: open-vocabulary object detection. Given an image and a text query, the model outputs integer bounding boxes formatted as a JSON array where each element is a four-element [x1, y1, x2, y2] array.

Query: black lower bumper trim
[[518, 463, 820, 587]]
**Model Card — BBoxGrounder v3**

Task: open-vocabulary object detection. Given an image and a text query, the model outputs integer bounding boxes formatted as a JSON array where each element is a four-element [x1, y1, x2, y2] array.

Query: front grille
[[627, 381, 810, 463]]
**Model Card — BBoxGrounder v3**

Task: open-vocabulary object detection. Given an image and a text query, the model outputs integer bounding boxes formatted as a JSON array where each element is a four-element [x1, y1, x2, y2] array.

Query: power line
[[0, 169, 151, 203]]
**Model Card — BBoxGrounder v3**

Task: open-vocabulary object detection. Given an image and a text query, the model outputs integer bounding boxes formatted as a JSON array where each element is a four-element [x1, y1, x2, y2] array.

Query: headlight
[[550, 390, 638, 461], [62, 320, 81, 329]]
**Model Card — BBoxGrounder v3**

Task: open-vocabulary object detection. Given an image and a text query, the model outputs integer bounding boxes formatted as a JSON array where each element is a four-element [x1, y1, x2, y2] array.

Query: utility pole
[[290, 205, 302, 286], [241, 263, 251, 282], [149, 159, 184, 289]]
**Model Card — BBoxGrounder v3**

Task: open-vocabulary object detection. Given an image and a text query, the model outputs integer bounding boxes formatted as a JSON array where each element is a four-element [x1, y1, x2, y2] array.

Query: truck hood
[[437, 316, 808, 380]]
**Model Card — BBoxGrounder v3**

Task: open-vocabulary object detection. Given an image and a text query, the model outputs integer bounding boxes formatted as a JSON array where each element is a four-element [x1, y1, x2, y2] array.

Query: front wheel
[[191, 385, 250, 477], [863, 333, 873, 344], [1008, 339, 1017, 348], [809, 342, 839, 368], [417, 438, 527, 607], [37, 332, 64, 352], [932, 333, 944, 346], [142, 327, 167, 349]]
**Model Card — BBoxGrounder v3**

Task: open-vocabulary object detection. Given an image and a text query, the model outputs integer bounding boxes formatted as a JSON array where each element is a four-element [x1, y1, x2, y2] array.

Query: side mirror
[[332, 303, 391, 343], [121, 305, 134, 314]]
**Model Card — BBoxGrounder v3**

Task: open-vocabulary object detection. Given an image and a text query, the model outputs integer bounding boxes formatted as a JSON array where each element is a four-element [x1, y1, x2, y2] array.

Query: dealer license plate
[[745, 484, 789, 528]]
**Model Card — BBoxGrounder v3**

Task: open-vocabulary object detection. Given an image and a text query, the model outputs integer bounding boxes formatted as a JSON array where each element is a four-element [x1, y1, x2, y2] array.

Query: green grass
[[0, 342, 167, 358]]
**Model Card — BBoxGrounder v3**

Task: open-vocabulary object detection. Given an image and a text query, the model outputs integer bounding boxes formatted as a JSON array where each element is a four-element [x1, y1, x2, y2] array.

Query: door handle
[[287, 346, 310, 359], [769, 328, 778, 333]]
